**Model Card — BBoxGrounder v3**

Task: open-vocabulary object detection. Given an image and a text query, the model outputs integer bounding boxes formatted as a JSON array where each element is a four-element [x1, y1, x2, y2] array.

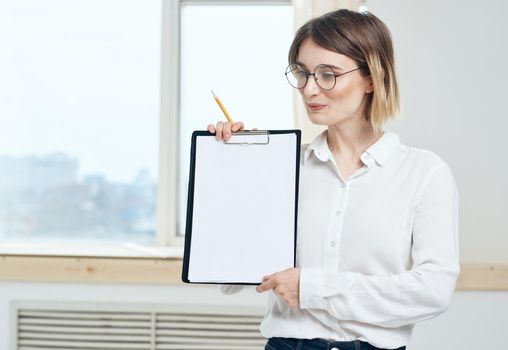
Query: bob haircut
[[288, 9, 400, 132]]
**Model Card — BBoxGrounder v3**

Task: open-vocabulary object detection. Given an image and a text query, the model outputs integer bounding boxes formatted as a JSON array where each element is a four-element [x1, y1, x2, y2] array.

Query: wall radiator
[[11, 301, 266, 350]]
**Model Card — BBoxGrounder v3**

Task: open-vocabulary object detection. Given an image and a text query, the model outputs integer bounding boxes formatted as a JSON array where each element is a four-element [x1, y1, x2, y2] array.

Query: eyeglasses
[[285, 63, 361, 90]]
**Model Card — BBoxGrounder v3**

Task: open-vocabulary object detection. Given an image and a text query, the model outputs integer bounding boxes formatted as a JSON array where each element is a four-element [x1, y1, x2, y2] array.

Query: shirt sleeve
[[218, 285, 245, 295], [299, 163, 460, 328]]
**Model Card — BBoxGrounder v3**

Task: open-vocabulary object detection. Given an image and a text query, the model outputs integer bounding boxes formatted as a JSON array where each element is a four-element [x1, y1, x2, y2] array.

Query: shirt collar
[[364, 131, 401, 166], [304, 130, 331, 164], [304, 130, 401, 167]]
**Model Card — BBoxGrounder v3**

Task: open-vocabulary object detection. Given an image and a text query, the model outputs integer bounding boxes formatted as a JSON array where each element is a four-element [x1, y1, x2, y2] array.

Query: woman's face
[[296, 38, 373, 127]]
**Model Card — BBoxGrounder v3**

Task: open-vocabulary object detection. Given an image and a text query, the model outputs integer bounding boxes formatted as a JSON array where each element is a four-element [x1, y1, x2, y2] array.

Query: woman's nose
[[302, 75, 321, 97]]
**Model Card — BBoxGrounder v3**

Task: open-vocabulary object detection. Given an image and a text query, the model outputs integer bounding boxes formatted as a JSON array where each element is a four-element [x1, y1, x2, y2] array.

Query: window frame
[[0, 0, 292, 258]]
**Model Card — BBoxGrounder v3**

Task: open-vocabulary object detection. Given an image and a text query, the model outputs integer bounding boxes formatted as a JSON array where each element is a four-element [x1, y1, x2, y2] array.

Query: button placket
[[333, 184, 349, 259], [324, 188, 340, 260], [326, 183, 347, 260]]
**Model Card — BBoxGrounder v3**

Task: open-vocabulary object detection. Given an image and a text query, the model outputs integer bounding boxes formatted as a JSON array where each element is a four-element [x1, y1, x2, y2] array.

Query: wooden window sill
[[0, 241, 185, 284], [0, 255, 185, 284]]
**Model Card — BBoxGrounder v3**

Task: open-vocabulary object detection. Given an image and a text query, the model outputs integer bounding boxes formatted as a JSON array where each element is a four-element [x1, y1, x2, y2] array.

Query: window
[[0, 0, 294, 250], [0, 0, 162, 244], [178, 2, 294, 236]]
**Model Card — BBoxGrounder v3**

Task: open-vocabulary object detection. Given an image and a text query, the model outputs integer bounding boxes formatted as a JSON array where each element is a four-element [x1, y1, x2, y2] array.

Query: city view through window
[[0, 153, 157, 243], [0, 0, 161, 244]]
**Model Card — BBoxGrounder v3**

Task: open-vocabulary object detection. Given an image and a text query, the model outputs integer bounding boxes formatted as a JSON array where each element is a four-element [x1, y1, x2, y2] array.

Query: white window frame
[[158, 0, 292, 248], [156, 0, 182, 248]]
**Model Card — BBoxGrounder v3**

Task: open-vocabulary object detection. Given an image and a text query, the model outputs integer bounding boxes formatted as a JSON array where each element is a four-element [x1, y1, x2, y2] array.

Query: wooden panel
[[0, 256, 184, 285], [1, 256, 507, 290], [456, 263, 508, 291]]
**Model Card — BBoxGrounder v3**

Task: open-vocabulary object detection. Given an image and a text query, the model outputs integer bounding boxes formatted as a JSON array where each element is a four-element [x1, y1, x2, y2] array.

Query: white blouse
[[221, 130, 460, 349]]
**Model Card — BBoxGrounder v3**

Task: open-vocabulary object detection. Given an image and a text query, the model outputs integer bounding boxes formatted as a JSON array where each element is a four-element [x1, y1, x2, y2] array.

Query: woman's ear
[[365, 76, 374, 94]]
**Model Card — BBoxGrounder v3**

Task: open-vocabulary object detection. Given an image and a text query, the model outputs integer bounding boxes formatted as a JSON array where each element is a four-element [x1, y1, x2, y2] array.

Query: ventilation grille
[[13, 302, 265, 350]]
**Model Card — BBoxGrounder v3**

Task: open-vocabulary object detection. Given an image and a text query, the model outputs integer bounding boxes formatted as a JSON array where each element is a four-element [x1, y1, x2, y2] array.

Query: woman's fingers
[[231, 121, 244, 132], [210, 121, 252, 141], [223, 122, 232, 141], [256, 278, 276, 293], [215, 121, 225, 141]]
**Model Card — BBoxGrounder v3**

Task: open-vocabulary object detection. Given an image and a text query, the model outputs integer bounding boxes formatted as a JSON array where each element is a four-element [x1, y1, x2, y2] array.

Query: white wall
[[368, 0, 508, 263], [410, 291, 508, 348]]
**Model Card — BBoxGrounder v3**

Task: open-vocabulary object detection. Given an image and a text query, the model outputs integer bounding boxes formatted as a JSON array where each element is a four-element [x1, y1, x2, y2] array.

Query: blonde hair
[[288, 9, 400, 132]]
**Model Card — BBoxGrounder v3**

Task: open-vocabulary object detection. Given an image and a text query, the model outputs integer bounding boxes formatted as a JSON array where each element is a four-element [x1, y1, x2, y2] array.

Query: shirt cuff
[[299, 268, 327, 309], [299, 268, 359, 319]]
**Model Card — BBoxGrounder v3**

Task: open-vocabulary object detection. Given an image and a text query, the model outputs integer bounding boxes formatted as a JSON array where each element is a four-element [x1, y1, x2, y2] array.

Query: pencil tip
[[211, 89, 216, 98]]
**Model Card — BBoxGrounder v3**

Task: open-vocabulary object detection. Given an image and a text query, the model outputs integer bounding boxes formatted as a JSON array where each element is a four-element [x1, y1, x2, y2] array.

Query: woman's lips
[[307, 103, 326, 111]]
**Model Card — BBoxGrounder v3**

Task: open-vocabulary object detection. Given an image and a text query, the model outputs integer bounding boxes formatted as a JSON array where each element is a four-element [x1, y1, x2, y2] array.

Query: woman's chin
[[307, 112, 334, 126]]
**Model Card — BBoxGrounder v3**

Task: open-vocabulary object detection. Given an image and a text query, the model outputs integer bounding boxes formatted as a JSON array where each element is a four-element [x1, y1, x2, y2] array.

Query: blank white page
[[186, 132, 298, 284]]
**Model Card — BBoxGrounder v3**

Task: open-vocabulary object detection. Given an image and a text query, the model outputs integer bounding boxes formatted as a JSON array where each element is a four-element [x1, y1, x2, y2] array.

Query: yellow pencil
[[211, 90, 234, 124]]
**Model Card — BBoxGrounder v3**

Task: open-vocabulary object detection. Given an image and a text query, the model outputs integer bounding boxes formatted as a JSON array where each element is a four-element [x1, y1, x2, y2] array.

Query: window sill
[[0, 242, 185, 285], [0, 241, 183, 259]]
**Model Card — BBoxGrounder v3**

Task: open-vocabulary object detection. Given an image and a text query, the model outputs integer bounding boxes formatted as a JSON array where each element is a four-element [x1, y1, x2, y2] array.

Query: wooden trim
[[456, 263, 508, 291], [0, 256, 184, 285], [1, 256, 507, 290]]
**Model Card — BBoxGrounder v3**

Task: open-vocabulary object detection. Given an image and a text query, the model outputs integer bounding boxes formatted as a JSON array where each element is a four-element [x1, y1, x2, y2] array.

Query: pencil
[[211, 90, 234, 124]]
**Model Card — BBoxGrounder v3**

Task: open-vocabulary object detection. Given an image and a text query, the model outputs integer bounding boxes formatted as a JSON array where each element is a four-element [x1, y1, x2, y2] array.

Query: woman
[[208, 9, 459, 350]]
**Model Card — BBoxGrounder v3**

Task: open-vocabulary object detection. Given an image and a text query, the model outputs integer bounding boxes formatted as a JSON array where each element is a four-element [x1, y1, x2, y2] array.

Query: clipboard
[[182, 129, 301, 284]]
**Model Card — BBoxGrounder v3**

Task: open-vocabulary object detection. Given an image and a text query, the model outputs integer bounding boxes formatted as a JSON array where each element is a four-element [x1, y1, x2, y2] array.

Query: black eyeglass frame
[[285, 64, 362, 91]]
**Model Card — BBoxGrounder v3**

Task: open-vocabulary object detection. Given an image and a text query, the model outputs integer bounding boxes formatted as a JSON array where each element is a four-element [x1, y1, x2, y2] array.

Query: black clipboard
[[182, 130, 301, 284]]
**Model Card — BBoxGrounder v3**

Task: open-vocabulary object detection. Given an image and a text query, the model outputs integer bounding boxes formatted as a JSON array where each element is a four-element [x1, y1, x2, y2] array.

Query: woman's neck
[[326, 118, 383, 159]]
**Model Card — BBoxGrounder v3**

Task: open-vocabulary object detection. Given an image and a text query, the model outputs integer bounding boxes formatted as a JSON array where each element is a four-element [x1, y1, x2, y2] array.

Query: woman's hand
[[207, 121, 257, 142], [256, 267, 301, 308]]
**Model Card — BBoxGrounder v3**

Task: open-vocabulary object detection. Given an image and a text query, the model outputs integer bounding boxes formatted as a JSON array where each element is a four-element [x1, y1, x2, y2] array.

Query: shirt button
[[330, 241, 336, 247], [335, 210, 341, 216]]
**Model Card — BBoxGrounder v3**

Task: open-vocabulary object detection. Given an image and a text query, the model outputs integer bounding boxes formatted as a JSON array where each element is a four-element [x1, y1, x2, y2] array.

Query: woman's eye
[[320, 73, 335, 80]]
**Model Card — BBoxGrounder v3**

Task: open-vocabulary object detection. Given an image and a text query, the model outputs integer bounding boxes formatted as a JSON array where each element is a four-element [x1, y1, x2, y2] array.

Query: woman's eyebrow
[[326, 64, 343, 70], [295, 61, 344, 70]]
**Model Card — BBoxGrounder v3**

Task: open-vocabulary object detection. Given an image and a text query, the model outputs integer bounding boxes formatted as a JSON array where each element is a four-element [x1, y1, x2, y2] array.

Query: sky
[[0, 1, 294, 185], [0, 0, 161, 183]]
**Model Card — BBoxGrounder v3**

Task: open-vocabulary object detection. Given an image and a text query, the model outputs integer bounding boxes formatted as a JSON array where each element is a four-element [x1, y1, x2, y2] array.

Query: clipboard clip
[[224, 130, 270, 145]]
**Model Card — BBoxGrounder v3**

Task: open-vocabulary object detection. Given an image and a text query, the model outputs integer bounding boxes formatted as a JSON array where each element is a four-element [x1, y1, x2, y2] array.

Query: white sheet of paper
[[187, 132, 297, 283]]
